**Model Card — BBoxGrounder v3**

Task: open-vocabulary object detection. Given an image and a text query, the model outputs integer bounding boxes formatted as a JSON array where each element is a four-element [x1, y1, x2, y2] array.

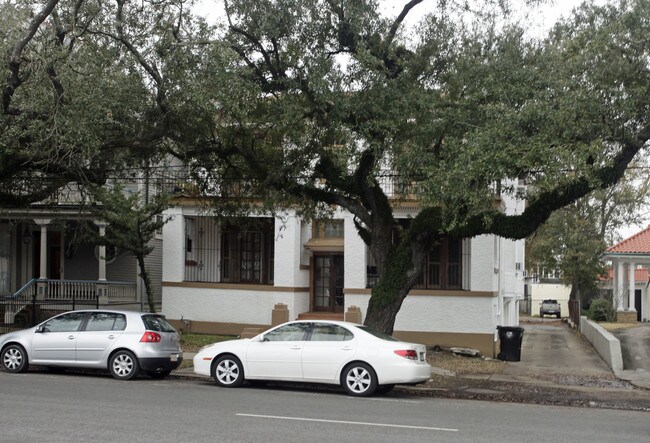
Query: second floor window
[[314, 219, 344, 238]]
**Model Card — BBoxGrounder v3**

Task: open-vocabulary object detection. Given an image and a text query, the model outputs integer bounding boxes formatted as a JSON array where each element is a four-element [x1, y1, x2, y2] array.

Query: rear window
[[543, 299, 558, 304], [357, 326, 399, 342], [141, 315, 176, 333]]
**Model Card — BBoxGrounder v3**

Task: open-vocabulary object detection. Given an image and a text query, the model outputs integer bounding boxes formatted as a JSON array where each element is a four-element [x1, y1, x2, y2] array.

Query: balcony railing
[[160, 168, 425, 200]]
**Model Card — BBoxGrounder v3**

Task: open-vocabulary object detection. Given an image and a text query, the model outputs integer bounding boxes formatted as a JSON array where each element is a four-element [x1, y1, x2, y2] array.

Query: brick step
[[297, 312, 344, 321]]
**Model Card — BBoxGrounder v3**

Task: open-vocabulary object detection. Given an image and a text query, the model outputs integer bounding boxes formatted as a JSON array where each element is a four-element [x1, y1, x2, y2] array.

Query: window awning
[[303, 238, 344, 252]]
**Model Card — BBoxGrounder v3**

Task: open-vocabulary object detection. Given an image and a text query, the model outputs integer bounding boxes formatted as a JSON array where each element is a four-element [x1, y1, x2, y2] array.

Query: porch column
[[616, 259, 625, 311], [33, 219, 51, 298], [95, 221, 108, 281], [628, 262, 636, 312], [38, 222, 49, 279]]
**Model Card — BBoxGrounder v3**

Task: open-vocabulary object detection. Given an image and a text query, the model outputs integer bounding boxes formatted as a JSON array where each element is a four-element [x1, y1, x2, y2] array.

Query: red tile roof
[[606, 225, 650, 254]]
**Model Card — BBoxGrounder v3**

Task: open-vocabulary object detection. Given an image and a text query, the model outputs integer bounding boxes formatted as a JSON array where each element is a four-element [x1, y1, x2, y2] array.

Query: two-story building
[[161, 178, 526, 357]]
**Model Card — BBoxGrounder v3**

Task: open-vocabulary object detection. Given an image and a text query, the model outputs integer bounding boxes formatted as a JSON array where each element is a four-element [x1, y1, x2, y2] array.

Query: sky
[[196, 0, 592, 33]]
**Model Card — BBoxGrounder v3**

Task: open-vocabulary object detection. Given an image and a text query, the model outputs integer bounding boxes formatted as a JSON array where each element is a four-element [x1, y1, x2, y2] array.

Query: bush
[[587, 298, 614, 322]]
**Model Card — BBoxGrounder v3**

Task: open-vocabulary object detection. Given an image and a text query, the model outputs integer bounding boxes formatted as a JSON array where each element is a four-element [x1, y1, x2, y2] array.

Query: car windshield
[[356, 326, 399, 342], [141, 315, 176, 333]]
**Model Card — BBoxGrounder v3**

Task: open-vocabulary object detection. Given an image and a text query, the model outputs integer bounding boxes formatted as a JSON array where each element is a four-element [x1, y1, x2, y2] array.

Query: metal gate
[[0, 294, 101, 334]]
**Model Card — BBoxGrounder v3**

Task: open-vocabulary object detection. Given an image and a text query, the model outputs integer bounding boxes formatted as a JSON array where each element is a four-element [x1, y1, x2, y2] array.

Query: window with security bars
[[184, 217, 274, 284], [415, 238, 462, 290], [366, 236, 462, 290], [221, 220, 274, 285]]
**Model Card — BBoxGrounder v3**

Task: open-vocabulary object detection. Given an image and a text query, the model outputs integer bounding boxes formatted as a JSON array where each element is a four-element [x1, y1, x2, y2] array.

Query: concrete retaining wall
[[579, 316, 623, 372]]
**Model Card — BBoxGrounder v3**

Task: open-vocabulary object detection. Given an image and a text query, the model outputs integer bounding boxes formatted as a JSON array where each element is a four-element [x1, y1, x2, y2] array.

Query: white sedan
[[193, 320, 431, 396]]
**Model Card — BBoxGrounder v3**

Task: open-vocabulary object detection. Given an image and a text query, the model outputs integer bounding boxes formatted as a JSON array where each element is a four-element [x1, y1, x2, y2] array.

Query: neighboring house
[[600, 225, 650, 323], [161, 177, 526, 357], [528, 282, 571, 318], [0, 178, 163, 331]]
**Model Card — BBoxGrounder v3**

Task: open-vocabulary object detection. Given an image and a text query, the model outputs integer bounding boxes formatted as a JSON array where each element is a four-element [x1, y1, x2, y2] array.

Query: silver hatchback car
[[0, 309, 182, 380]]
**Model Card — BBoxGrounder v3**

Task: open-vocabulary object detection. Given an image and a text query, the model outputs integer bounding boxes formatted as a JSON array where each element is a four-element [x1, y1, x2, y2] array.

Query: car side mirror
[[35, 325, 45, 333]]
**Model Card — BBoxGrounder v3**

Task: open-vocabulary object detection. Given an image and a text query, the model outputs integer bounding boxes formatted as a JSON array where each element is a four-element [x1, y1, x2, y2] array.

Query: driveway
[[502, 319, 613, 379]]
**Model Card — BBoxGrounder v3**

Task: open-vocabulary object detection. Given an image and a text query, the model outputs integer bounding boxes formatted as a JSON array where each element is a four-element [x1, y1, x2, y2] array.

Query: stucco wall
[[162, 285, 309, 325], [344, 215, 366, 289], [345, 293, 497, 334], [162, 207, 184, 282], [471, 235, 495, 292], [274, 211, 309, 288]]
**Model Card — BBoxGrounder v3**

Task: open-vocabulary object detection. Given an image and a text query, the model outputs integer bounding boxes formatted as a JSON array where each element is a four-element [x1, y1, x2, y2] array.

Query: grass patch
[[180, 333, 236, 353]]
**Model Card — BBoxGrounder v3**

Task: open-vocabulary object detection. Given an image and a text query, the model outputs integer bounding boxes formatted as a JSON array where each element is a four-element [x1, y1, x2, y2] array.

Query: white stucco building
[[161, 180, 526, 357]]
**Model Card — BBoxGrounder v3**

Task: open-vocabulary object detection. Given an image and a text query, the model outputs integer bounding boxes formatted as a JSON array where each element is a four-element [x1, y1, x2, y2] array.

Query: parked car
[[193, 320, 431, 396], [540, 299, 561, 318], [0, 310, 182, 380]]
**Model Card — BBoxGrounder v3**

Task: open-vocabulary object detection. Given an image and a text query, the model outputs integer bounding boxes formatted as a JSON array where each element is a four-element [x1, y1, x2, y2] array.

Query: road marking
[[236, 413, 458, 432]]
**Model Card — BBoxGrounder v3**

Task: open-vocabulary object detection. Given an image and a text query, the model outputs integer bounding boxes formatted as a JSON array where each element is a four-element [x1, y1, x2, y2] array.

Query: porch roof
[[603, 225, 650, 255]]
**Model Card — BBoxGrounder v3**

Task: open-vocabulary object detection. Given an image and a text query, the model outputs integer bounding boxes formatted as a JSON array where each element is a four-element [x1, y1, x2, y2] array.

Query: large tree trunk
[[364, 288, 409, 334], [363, 236, 428, 334], [360, 205, 434, 334]]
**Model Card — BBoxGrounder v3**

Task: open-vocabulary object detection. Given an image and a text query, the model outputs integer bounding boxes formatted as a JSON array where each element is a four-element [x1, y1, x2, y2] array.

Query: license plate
[[170, 353, 179, 362]]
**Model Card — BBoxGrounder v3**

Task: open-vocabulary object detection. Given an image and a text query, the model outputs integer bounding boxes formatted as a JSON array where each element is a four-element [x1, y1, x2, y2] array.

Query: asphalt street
[[0, 371, 648, 443]]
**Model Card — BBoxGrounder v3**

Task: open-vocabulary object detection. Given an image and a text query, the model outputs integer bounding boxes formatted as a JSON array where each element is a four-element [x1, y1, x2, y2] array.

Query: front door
[[313, 254, 344, 312], [635, 290, 642, 322]]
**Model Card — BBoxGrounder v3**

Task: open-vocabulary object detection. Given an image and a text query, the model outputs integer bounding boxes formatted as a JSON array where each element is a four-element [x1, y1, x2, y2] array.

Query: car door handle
[[67, 335, 76, 340], [108, 335, 116, 339], [341, 347, 353, 351], [289, 346, 302, 350]]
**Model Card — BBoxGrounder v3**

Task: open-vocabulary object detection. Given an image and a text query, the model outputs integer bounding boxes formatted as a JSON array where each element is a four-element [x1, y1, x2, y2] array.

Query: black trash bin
[[497, 326, 524, 361]]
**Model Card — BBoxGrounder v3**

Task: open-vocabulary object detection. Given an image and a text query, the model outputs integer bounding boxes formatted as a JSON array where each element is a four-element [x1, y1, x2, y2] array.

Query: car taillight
[[394, 349, 418, 360], [140, 331, 162, 343]]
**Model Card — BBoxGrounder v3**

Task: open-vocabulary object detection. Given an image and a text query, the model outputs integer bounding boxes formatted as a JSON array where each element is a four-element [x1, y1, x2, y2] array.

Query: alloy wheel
[[216, 359, 240, 385]]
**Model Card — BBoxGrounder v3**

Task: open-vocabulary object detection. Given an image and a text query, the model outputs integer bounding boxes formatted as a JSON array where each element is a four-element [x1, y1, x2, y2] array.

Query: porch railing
[[43, 279, 137, 302]]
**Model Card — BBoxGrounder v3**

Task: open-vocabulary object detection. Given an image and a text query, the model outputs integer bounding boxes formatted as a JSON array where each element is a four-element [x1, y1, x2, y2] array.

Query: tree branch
[[3, 0, 61, 113], [385, 0, 423, 48]]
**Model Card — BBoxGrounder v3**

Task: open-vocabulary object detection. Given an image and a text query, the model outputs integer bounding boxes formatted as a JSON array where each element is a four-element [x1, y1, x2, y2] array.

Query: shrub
[[587, 298, 614, 322]]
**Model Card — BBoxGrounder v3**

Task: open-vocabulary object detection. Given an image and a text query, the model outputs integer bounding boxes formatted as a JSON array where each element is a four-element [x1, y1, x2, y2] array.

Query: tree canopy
[[183, 0, 649, 331], [2, 0, 648, 332], [527, 161, 650, 305], [0, 0, 212, 205]]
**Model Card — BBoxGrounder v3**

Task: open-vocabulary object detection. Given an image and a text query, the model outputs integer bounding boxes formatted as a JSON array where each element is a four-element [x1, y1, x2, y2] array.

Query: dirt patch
[[418, 347, 650, 411]]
